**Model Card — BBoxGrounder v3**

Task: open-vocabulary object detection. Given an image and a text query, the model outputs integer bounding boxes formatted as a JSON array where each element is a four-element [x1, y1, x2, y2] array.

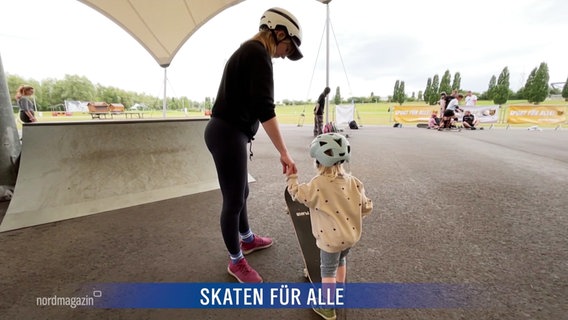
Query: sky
[[1, 0, 567, 103]]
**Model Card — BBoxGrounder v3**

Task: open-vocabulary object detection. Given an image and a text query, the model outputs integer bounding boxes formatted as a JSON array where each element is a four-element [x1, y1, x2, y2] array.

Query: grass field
[[17, 99, 567, 129]]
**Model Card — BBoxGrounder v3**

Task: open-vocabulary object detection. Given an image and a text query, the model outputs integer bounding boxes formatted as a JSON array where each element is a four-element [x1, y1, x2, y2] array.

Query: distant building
[[108, 103, 125, 113], [64, 100, 89, 112], [87, 102, 109, 113], [130, 103, 149, 110]]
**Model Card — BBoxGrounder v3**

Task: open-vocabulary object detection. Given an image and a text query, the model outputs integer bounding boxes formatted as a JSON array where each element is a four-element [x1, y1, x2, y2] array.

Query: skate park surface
[[0, 124, 566, 320]]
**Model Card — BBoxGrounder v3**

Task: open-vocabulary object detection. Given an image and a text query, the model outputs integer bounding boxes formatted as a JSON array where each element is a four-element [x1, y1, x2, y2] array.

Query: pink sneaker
[[241, 235, 273, 255], [227, 258, 263, 283]]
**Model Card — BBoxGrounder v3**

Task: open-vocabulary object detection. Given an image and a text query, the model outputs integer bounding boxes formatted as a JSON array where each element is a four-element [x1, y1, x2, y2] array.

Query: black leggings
[[20, 110, 34, 123], [204, 117, 250, 255]]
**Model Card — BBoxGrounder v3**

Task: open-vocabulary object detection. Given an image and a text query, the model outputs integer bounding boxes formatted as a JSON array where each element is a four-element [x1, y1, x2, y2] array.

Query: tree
[[562, 77, 568, 101], [6, 74, 42, 108], [428, 75, 440, 105], [486, 75, 497, 100], [393, 80, 406, 105], [97, 85, 130, 106], [408, 91, 416, 102], [424, 78, 432, 104], [493, 67, 510, 105], [439, 70, 452, 94], [39, 78, 60, 108], [50, 75, 96, 105], [528, 62, 550, 104], [6, 73, 187, 112], [334, 86, 341, 105], [392, 80, 400, 103], [6, 74, 28, 103], [452, 72, 461, 91], [524, 68, 537, 103], [417, 90, 423, 101]]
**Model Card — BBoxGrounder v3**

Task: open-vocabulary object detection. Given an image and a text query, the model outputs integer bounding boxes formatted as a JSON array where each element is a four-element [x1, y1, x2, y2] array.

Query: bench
[[89, 111, 144, 119], [124, 112, 144, 119], [89, 112, 111, 119], [87, 102, 144, 120]]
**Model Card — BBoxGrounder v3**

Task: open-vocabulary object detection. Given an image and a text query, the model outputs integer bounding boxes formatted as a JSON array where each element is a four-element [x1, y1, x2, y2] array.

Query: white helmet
[[310, 133, 351, 167], [260, 7, 303, 61]]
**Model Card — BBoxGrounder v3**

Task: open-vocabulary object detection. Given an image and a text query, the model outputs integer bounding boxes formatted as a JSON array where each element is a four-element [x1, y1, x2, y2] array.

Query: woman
[[204, 7, 303, 283], [16, 85, 37, 123], [313, 87, 331, 137]]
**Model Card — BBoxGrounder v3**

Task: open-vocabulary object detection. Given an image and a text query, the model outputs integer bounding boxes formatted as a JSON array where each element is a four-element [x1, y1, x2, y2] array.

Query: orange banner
[[507, 105, 566, 124], [393, 106, 438, 123]]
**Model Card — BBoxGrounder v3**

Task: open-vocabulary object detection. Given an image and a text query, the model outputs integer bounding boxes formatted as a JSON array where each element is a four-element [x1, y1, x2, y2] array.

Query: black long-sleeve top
[[211, 40, 276, 139]]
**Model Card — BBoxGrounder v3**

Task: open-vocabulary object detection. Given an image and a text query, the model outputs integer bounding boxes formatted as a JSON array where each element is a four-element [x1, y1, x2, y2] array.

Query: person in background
[[286, 133, 373, 320], [439, 94, 463, 130], [204, 7, 303, 283], [439, 92, 448, 116], [314, 87, 331, 137], [465, 90, 478, 107], [462, 110, 480, 130], [428, 112, 440, 129], [16, 85, 37, 123]]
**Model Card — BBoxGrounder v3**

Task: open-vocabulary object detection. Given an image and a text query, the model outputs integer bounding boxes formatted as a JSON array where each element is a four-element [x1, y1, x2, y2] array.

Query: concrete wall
[[0, 118, 243, 232]]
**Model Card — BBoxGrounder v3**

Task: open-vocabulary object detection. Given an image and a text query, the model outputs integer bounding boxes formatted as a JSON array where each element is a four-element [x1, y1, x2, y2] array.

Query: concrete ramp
[[0, 118, 253, 232]]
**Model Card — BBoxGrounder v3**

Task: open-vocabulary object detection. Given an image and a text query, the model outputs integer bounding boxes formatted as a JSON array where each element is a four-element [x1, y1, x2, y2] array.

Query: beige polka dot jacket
[[287, 173, 373, 253]]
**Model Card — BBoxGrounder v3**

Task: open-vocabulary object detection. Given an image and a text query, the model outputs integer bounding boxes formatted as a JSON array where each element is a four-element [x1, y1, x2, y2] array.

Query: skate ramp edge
[[0, 119, 255, 232]]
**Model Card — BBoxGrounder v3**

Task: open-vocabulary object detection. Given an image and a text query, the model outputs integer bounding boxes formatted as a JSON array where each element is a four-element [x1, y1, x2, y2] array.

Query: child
[[286, 133, 373, 320], [428, 112, 440, 129]]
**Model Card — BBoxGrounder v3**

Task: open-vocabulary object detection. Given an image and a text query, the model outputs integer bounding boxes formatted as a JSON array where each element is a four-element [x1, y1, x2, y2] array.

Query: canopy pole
[[162, 67, 167, 118], [324, 1, 331, 125], [0, 52, 21, 186]]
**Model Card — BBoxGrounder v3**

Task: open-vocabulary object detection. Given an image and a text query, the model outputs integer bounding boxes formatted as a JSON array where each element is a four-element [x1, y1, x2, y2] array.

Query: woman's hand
[[261, 117, 298, 175], [281, 152, 297, 175]]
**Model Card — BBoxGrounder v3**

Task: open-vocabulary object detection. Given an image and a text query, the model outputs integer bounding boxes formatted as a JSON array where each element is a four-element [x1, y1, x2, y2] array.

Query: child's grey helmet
[[259, 7, 303, 61], [310, 133, 351, 167]]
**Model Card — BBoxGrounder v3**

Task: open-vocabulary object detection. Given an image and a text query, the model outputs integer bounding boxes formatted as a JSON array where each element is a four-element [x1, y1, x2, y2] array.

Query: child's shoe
[[312, 306, 336, 320], [241, 235, 273, 255], [227, 258, 262, 283]]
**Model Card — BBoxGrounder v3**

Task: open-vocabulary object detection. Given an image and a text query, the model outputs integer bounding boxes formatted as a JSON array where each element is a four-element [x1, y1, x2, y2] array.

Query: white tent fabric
[[78, 0, 245, 67], [335, 104, 354, 126], [64, 100, 89, 112]]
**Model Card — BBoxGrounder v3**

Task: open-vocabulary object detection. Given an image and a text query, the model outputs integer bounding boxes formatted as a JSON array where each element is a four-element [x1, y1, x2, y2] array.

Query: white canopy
[[78, 0, 245, 67]]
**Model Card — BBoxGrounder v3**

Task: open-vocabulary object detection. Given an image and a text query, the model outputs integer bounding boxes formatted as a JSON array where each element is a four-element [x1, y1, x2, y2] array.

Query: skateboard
[[284, 187, 321, 283], [438, 126, 462, 132], [417, 123, 462, 131]]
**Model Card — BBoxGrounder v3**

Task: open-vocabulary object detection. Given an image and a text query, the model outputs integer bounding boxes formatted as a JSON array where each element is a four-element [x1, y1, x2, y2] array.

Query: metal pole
[[162, 67, 167, 118], [324, 2, 330, 125]]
